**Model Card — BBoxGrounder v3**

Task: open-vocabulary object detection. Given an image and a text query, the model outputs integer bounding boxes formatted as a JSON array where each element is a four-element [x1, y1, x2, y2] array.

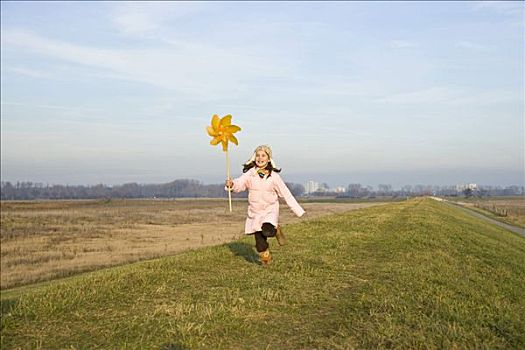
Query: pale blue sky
[[1, 1, 523, 188]]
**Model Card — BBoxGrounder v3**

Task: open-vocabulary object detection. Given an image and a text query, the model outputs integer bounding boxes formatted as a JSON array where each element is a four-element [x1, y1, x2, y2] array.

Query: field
[[2, 198, 524, 349], [447, 196, 525, 228], [0, 199, 384, 290]]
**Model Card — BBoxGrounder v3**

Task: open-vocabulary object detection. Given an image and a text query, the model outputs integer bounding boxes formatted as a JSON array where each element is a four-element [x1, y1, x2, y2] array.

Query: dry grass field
[[452, 196, 525, 228], [0, 198, 384, 289]]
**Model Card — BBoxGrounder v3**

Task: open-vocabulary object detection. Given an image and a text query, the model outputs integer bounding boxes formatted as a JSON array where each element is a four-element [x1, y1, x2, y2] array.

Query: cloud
[[113, 11, 160, 35], [6, 66, 51, 79], [471, 1, 524, 27], [455, 40, 487, 50], [1, 100, 103, 113], [379, 86, 470, 105], [2, 30, 127, 70], [472, 1, 524, 17], [111, 2, 206, 36], [378, 86, 521, 106], [1, 29, 289, 98], [389, 40, 418, 49]]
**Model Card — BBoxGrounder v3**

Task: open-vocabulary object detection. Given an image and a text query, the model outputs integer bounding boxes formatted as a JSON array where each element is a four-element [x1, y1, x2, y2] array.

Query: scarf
[[257, 169, 266, 178]]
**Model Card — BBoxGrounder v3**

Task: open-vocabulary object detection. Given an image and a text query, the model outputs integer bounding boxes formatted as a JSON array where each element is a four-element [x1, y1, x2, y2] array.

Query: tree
[[286, 183, 305, 197], [347, 184, 362, 198], [463, 187, 473, 198], [0, 182, 15, 200], [378, 184, 392, 196]]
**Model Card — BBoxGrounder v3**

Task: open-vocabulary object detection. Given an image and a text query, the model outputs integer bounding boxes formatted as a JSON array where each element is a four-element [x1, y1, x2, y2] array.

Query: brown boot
[[276, 224, 286, 246], [259, 249, 272, 266]]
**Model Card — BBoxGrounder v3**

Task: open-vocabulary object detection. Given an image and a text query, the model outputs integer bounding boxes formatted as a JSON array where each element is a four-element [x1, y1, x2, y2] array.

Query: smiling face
[[255, 150, 269, 169]]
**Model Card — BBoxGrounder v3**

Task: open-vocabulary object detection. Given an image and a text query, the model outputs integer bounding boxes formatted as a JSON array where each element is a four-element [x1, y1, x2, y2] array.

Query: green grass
[[2, 198, 524, 349], [300, 196, 405, 203]]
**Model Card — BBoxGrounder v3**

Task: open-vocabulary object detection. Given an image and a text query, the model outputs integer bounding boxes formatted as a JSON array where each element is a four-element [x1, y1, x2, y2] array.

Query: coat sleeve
[[227, 171, 250, 193], [273, 174, 305, 217]]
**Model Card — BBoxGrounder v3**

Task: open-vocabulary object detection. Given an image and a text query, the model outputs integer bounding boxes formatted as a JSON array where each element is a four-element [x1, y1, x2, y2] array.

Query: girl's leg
[[254, 231, 268, 252], [254, 231, 272, 266], [261, 222, 277, 237]]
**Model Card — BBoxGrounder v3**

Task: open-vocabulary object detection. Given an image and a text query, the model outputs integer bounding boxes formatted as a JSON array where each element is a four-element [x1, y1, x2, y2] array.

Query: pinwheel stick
[[226, 150, 232, 212], [206, 114, 240, 213]]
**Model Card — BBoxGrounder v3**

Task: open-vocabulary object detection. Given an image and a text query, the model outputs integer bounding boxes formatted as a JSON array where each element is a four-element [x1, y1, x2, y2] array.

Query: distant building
[[305, 180, 319, 194], [456, 183, 478, 192], [334, 186, 346, 193]]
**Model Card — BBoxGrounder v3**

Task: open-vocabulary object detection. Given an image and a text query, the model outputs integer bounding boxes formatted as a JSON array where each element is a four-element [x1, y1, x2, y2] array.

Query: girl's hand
[[225, 178, 234, 188]]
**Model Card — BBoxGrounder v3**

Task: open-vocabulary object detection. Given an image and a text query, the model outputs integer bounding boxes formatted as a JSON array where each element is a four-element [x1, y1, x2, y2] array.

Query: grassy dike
[[2, 198, 524, 349]]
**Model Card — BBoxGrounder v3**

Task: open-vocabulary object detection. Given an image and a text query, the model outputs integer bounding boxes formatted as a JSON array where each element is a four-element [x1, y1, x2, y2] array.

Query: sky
[[1, 1, 524, 188]]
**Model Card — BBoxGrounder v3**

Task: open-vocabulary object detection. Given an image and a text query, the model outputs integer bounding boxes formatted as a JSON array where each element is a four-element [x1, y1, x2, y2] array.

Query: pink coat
[[230, 168, 305, 234]]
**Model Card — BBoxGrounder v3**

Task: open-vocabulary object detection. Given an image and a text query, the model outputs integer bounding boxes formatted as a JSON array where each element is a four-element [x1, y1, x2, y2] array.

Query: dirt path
[[434, 199, 525, 238]]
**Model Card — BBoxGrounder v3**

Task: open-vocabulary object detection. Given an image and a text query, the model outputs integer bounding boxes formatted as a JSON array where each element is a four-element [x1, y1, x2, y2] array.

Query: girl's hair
[[243, 161, 281, 176]]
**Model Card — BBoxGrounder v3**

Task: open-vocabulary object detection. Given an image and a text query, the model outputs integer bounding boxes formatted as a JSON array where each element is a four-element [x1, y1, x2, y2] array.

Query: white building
[[305, 180, 319, 194], [334, 186, 346, 193], [456, 183, 478, 192]]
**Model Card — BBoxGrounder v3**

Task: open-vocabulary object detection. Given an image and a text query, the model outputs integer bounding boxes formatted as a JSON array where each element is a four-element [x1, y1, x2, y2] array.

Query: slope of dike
[[2, 198, 524, 349]]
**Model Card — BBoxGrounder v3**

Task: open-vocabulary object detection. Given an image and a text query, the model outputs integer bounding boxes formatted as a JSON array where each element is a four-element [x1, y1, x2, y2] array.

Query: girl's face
[[255, 150, 269, 168]]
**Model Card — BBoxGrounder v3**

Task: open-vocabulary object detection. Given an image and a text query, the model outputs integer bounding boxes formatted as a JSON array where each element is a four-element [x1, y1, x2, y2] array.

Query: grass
[[446, 196, 525, 229], [300, 196, 406, 203], [1, 199, 378, 289], [1, 198, 524, 349]]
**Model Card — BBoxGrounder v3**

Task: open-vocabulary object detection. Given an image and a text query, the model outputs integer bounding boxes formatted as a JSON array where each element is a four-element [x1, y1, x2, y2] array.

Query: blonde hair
[[242, 145, 281, 174]]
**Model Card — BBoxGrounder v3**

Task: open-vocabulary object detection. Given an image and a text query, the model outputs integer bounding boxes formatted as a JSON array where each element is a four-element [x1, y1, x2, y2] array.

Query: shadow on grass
[[227, 241, 260, 265], [1, 298, 18, 315]]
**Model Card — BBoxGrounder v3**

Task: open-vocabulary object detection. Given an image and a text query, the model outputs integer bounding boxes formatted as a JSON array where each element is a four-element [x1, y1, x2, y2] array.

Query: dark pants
[[254, 222, 277, 252]]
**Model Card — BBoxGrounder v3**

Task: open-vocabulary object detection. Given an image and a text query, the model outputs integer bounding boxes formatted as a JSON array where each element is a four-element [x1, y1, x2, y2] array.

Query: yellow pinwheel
[[206, 114, 241, 212], [207, 114, 241, 151]]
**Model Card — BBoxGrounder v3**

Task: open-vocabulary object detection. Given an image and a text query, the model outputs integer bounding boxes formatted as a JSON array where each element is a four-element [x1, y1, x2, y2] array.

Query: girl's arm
[[227, 171, 250, 193], [274, 174, 305, 217]]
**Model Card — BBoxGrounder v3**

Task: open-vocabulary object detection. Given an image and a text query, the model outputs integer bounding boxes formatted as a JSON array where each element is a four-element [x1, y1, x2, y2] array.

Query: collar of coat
[[249, 167, 273, 179]]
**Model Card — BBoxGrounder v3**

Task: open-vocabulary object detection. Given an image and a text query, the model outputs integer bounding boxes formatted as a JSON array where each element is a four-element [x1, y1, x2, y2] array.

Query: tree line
[[1, 180, 522, 201], [0, 180, 306, 200]]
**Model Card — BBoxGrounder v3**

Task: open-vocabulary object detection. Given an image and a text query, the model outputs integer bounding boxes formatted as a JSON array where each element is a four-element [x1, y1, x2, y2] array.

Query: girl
[[226, 145, 305, 266]]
